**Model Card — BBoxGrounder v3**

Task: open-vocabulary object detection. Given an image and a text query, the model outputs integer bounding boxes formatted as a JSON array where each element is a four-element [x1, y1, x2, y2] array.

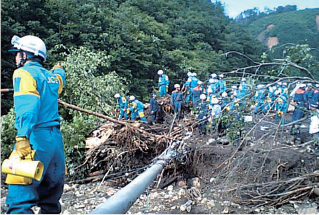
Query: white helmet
[[300, 84, 306, 88], [241, 78, 246, 82], [192, 72, 197, 76], [10, 35, 47, 61], [207, 87, 213, 93], [200, 94, 206, 100], [211, 73, 217, 78], [257, 84, 263, 89], [129, 95, 135, 101], [157, 70, 163, 75], [283, 82, 287, 86], [187, 72, 192, 77], [209, 78, 214, 83], [232, 85, 237, 89], [174, 84, 180, 88], [211, 98, 218, 104], [307, 83, 312, 87], [277, 82, 282, 86], [219, 74, 224, 78], [198, 81, 202, 85], [114, 93, 120, 98], [222, 92, 228, 97], [315, 84, 319, 88]]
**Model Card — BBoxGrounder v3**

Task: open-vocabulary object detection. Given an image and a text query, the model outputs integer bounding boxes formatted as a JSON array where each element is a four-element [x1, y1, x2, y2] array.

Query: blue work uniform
[[149, 97, 159, 123], [6, 62, 66, 214], [188, 76, 199, 103], [311, 89, 319, 106], [183, 78, 191, 103], [218, 79, 226, 94], [158, 74, 169, 97], [196, 100, 208, 135], [129, 99, 147, 121], [253, 88, 267, 114], [304, 88, 314, 109], [290, 88, 306, 142], [171, 90, 183, 119], [116, 96, 128, 120], [192, 86, 202, 108]]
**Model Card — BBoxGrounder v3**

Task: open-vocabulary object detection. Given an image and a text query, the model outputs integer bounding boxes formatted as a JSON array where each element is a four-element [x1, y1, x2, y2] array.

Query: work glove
[[166, 86, 168, 92], [52, 63, 65, 71], [15, 137, 31, 159], [151, 111, 154, 114]]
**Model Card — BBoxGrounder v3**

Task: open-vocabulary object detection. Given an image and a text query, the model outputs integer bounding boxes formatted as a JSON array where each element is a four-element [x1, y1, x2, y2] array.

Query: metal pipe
[[89, 147, 179, 214]]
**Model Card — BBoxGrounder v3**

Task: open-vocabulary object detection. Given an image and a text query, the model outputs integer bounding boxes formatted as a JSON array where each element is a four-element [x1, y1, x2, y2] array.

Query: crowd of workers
[[115, 70, 319, 145]]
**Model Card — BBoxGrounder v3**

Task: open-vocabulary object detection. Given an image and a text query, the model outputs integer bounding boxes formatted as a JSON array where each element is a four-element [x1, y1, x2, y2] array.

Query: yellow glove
[[226, 106, 230, 111], [277, 111, 283, 117], [15, 137, 31, 158], [52, 63, 65, 71], [166, 86, 168, 92]]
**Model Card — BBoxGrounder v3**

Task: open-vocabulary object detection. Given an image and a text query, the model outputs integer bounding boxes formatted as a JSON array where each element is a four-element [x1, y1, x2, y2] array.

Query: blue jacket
[[171, 90, 183, 105], [190, 77, 199, 88], [13, 62, 65, 138], [254, 89, 265, 103], [158, 74, 169, 87], [116, 96, 128, 109], [219, 80, 226, 93], [129, 99, 145, 112], [150, 97, 159, 112]]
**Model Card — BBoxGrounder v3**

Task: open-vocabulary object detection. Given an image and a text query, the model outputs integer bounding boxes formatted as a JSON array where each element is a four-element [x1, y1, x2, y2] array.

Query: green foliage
[[1, 109, 16, 161]]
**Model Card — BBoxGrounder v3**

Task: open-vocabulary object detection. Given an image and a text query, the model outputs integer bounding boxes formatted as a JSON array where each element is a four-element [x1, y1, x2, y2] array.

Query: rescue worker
[[6, 35, 66, 214], [196, 94, 209, 135], [157, 69, 169, 97], [221, 91, 229, 110], [309, 104, 319, 146], [114, 93, 128, 120], [229, 85, 239, 111], [265, 85, 276, 111], [304, 83, 314, 109], [253, 84, 267, 114], [128, 96, 147, 122], [182, 72, 192, 103], [171, 84, 183, 120], [238, 78, 249, 110], [311, 84, 319, 107], [218, 74, 226, 95], [208, 97, 222, 134], [188, 72, 199, 104], [238, 78, 248, 99], [192, 81, 203, 108], [275, 94, 288, 124], [149, 92, 159, 124], [290, 84, 307, 145]]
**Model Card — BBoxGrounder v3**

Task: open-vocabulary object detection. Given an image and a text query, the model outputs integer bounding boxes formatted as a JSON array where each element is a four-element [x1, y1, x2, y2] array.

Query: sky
[[218, 0, 319, 18]]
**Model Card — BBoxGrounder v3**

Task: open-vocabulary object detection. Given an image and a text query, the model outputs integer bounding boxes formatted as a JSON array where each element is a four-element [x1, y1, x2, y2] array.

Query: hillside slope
[[247, 8, 319, 51]]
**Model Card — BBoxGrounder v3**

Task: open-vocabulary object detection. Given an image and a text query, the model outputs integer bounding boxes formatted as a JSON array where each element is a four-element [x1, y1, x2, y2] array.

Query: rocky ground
[[1, 111, 319, 214]]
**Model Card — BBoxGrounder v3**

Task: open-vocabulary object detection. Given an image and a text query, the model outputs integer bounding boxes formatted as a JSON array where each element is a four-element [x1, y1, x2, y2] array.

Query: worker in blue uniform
[[6, 35, 66, 214], [218, 74, 226, 95], [192, 81, 203, 109], [265, 86, 276, 111], [149, 92, 159, 124], [304, 83, 314, 109], [128, 96, 147, 121], [238, 78, 248, 110], [171, 84, 184, 120], [196, 94, 209, 135], [188, 72, 199, 104], [253, 84, 267, 114], [157, 69, 169, 97], [182, 72, 192, 103], [275, 94, 288, 124], [311, 84, 319, 107], [114, 93, 128, 120], [290, 84, 307, 145]]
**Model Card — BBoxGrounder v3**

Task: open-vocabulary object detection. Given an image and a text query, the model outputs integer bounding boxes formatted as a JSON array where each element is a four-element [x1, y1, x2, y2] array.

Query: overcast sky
[[218, 0, 319, 18]]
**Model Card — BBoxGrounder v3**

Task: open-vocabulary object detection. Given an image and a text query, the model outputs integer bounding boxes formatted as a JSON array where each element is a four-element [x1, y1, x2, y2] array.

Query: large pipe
[[89, 144, 180, 214]]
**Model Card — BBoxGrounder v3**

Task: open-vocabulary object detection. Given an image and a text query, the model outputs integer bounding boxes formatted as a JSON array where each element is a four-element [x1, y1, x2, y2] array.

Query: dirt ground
[[1, 110, 319, 214]]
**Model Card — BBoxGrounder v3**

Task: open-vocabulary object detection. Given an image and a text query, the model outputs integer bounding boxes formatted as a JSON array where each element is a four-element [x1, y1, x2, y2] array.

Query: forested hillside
[[241, 8, 319, 58], [1, 0, 264, 115]]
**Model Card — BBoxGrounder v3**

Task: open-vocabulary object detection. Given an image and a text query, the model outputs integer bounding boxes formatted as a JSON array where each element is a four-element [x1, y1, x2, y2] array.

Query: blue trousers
[[119, 108, 128, 120], [159, 85, 167, 97], [6, 127, 65, 214], [131, 110, 147, 121]]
